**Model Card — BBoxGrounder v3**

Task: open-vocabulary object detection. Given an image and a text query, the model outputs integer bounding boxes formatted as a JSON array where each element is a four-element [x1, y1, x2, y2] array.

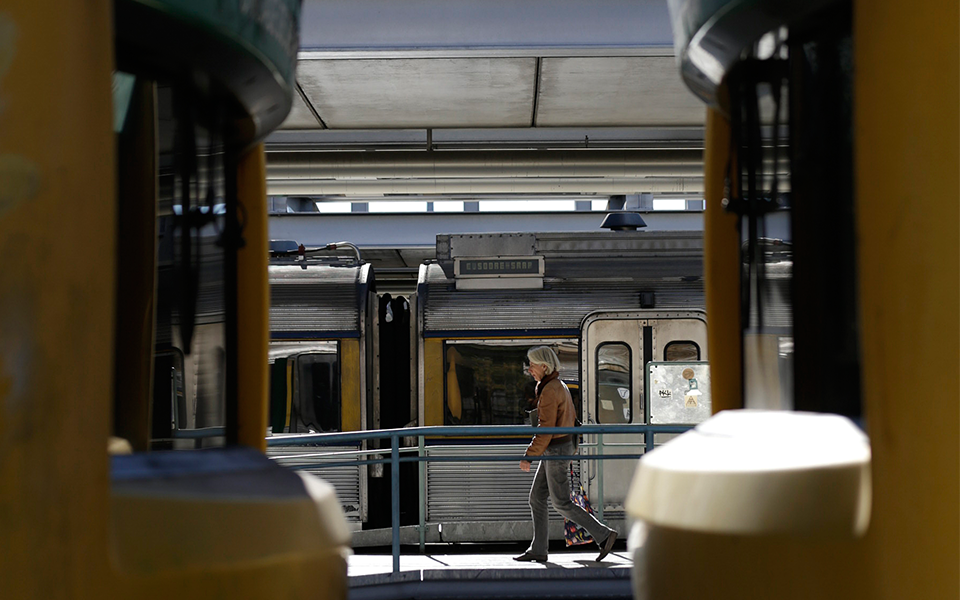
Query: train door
[[579, 310, 708, 519], [580, 314, 644, 522]]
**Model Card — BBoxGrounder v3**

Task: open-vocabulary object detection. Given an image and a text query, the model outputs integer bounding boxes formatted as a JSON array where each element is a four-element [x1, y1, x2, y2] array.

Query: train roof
[[435, 230, 703, 280], [419, 230, 705, 335], [268, 263, 373, 337]]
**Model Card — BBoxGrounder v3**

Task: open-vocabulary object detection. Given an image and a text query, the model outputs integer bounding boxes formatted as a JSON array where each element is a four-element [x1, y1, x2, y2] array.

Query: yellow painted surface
[[423, 338, 445, 425], [445, 346, 462, 419], [638, 528, 867, 599], [702, 108, 743, 413], [854, 0, 959, 595], [236, 144, 269, 452], [0, 2, 115, 598], [341, 338, 362, 431]]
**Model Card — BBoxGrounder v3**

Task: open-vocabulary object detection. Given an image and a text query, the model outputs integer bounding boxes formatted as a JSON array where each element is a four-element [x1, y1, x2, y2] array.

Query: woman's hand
[[520, 460, 531, 472]]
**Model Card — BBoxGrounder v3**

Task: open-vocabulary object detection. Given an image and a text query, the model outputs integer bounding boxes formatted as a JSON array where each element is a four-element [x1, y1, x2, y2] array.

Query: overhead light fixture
[[600, 212, 648, 231]]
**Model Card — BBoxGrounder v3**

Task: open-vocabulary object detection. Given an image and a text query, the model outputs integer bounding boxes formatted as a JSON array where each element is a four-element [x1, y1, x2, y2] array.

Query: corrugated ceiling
[[283, 55, 704, 130]]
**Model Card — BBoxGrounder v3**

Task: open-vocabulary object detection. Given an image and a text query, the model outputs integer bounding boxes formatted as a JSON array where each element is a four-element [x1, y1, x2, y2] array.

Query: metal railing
[[267, 424, 692, 574]]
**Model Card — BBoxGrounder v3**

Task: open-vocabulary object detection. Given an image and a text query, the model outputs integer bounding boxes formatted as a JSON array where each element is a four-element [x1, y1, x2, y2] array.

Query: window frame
[[595, 341, 633, 424], [291, 344, 341, 434], [664, 340, 701, 362]]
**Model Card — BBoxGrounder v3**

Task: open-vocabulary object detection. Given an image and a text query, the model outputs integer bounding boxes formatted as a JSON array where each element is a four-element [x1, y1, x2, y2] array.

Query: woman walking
[[514, 346, 618, 563]]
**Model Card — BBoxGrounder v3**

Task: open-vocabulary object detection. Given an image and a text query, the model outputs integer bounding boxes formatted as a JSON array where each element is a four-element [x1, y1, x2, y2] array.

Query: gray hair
[[527, 346, 561, 375]]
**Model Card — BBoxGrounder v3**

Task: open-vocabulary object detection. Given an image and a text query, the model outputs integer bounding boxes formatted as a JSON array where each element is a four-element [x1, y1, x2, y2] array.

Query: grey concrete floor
[[348, 548, 632, 579]]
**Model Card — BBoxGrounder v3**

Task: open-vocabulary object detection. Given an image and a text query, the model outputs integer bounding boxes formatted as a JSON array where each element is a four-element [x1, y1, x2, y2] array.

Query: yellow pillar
[[854, 0, 959, 595], [113, 79, 158, 451], [235, 144, 270, 451], [702, 107, 743, 412], [340, 338, 363, 431], [423, 338, 445, 425], [0, 1, 115, 598]]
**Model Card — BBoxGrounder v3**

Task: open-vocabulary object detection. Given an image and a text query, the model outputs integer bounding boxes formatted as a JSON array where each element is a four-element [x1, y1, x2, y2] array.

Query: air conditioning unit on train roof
[[435, 230, 703, 287]]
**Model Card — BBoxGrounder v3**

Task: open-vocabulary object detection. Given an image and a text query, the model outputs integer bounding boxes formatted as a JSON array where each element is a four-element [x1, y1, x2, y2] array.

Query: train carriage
[[262, 226, 720, 543], [415, 229, 711, 542], [265, 257, 375, 527]]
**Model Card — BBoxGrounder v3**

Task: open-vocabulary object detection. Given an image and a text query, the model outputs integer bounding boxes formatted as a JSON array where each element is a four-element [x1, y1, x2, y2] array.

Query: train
[[262, 226, 714, 544]]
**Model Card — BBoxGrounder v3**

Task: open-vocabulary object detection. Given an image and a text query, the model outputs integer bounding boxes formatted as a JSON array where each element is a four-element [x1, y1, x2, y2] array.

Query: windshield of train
[[268, 341, 340, 434]]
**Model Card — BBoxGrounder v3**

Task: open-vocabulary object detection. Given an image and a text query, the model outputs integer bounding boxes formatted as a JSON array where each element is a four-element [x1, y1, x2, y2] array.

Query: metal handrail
[[267, 423, 693, 574], [267, 424, 688, 445]]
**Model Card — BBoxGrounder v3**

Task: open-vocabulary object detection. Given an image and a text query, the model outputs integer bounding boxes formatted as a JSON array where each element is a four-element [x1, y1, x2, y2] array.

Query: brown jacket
[[525, 373, 575, 457]]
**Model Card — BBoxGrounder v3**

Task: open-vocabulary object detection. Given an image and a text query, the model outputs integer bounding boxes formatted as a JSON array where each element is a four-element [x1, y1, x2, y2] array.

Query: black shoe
[[596, 531, 618, 562], [513, 551, 548, 563]]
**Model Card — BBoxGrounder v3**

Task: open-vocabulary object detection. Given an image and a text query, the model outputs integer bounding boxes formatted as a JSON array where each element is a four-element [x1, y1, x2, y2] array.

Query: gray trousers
[[527, 440, 614, 555]]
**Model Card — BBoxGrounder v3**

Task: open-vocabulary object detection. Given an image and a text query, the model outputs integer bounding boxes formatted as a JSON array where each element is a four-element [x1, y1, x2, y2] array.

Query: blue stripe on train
[[422, 328, 580, 339]]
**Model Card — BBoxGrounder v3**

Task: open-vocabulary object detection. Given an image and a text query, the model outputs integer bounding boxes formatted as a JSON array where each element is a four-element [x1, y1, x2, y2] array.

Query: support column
[[0, 1, 116, 596], [236, 144, 270, 451], [702, 108, 742, 412]]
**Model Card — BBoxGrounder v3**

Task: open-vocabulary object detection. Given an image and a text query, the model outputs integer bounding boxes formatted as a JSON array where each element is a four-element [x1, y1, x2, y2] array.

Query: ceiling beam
[[267, 149, 705, 180], [267, 177, 705, 196], [269, 210, 708, 249], [265, 127, 706, 151]]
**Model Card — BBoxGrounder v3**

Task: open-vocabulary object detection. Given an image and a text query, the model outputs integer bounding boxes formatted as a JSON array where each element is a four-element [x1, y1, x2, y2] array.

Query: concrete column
[[606, 195, 625, 210]]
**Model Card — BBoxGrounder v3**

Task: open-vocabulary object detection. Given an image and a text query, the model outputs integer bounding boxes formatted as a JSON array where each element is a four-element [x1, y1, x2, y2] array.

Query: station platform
[[348, 547, 633, 600]]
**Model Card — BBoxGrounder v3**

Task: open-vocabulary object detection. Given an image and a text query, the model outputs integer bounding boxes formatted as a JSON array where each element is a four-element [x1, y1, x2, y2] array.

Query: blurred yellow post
[[236, 144, 270, 451], [0, 1, 116, 597], [854, 0, 959, 594], [702, 107, 742, 413]]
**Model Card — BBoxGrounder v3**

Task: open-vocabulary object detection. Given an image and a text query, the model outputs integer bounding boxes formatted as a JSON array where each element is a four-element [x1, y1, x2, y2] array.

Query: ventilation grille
[[270, 265, 361, 333], [267, 445, 363, 522], [425, 445, 579, 522], [422, 266, 704, 332]]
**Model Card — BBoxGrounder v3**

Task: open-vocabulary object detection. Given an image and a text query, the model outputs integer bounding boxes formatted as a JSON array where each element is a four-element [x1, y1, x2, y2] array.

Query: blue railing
[[268, 424, 692, 574]]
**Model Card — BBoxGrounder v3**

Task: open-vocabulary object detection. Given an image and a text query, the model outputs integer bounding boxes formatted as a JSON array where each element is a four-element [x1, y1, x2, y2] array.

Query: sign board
[[646, 361, 711, 425], [454, 256, 544, 278]]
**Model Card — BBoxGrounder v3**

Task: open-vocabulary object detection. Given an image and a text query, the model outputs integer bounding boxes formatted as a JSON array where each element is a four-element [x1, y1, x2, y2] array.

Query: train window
[[268, 358, 290, 434], [596, 343, 632, 424], [293, 353, 341, 433], [443, 340, 577, 426], [664, 341, 700, 361], [268, 341, 338, 434]]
